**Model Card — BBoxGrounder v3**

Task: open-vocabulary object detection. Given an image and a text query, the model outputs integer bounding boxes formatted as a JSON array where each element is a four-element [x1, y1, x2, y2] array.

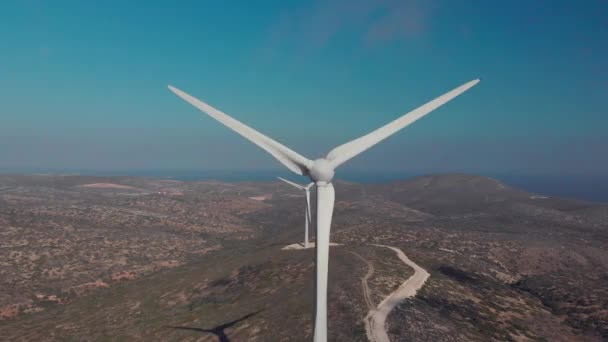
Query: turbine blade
[[169, 86, 313, 175], [304, 195, 310, 247], [305, 189, 312, 224], [313, 183, 335, 342], [326, 79, 480, 168], [277, 177, 306, 190]]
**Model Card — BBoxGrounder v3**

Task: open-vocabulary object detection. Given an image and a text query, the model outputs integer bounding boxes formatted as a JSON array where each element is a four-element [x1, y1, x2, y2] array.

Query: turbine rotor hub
[[309, 158, 335, 184]]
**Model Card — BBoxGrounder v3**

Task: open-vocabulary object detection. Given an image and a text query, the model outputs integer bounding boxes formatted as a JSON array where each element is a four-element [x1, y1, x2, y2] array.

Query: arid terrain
[[0, 173, 606, 341]]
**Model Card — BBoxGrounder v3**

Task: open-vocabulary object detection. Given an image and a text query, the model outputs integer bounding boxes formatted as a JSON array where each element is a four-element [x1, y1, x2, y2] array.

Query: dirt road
[[363, 245, 430, 342]]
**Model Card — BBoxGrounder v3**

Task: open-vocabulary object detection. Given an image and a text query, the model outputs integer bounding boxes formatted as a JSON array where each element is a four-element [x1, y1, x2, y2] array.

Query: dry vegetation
[[0, 173, 606, 341]]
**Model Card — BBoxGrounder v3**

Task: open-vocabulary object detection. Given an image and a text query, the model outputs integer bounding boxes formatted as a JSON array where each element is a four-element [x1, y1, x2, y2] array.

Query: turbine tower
[[278, 177, 314, 248], [168, 79, 480, 341]]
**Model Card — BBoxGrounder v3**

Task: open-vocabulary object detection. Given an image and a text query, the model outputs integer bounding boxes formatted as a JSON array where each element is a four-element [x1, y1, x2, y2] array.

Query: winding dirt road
[[362, 245, 430, 342], [350, 252, 375, 310]]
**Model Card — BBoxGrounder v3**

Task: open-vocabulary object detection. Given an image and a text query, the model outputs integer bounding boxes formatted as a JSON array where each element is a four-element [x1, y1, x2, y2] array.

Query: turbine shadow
[[165, 310, 262, 342]]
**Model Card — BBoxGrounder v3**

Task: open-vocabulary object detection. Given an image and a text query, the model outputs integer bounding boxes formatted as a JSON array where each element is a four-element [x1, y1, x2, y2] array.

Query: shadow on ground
[[165, 310, 262, 342]]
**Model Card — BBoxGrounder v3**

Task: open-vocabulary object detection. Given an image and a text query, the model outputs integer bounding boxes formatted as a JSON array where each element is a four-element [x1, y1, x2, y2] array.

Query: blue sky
[[1, 0, 606, 177]]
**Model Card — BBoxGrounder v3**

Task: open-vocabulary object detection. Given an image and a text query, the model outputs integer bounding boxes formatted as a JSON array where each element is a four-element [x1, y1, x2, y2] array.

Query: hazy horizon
[[2, 168, 607, 203]]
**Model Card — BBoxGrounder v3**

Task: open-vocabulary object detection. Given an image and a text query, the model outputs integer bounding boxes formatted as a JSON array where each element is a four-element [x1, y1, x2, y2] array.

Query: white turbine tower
[[168, 79, 480, 341], [278, 177, 314, 248]]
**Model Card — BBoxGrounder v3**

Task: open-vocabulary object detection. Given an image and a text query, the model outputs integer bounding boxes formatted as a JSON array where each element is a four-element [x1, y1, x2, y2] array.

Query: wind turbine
[[277, 177, 314, 248], [168, 79, 480, 341]]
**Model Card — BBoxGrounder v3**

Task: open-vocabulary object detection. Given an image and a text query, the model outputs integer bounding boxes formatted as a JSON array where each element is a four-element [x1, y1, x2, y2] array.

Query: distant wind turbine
[[168, 78, 480, 341], [278, 177, 314, 248]]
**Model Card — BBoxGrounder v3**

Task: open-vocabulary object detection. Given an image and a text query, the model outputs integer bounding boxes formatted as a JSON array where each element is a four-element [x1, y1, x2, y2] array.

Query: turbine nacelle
[[308, 158, 335, 184]]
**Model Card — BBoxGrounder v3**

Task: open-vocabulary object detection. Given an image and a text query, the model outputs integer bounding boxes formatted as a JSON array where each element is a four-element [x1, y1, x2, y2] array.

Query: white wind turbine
[[277, 177, 314, 248], [168, 79, 480, 342]]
